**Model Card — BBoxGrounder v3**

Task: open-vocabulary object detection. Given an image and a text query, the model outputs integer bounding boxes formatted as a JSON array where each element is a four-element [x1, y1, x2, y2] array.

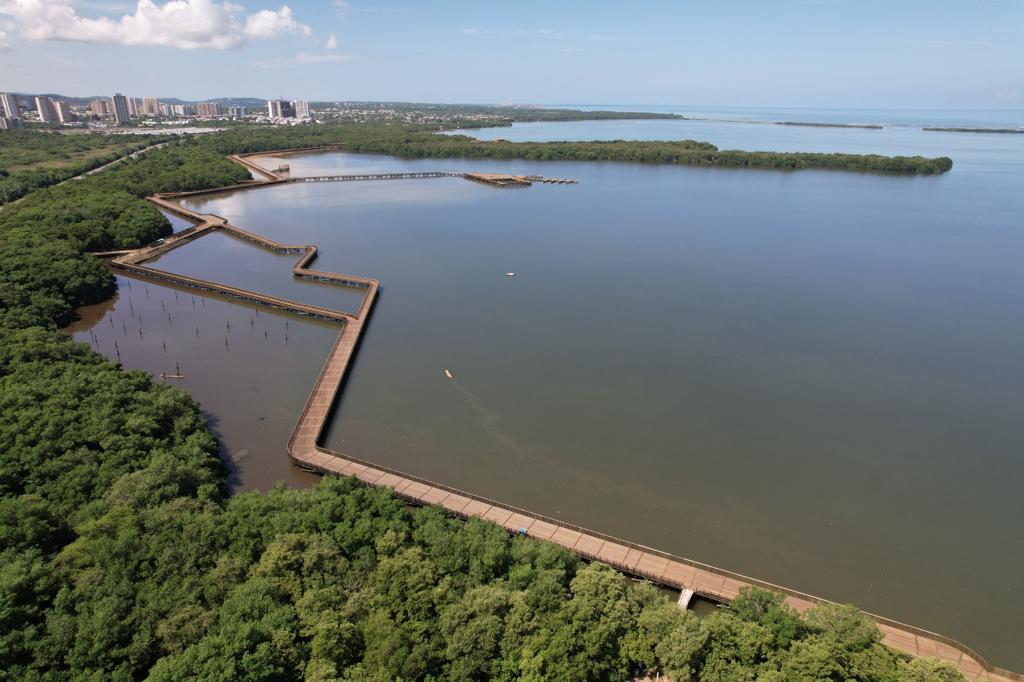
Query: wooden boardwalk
[[96, 149, 1020, 682]]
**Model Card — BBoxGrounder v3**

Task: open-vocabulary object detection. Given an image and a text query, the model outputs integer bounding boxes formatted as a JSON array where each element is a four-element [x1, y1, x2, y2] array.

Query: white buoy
[[444, 369, 454, 380]]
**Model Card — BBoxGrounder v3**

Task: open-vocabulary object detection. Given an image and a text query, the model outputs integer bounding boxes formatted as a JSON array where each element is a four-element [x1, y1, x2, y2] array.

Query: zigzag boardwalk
[[95, 148, 1020, 682]]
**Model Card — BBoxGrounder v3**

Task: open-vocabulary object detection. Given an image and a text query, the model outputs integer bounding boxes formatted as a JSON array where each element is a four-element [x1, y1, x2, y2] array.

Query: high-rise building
[[195, 101, 222, 117], [267, 99, 296, 119], [127, 97, 138, 117], [1, 92, 21, 119], [141, 97, 160, 115], [294, 100, 311, 118], [35, 96, 58, 123], [90, 99, 110, 117], [228, 106, 247, 118], [54, 101, 75, 123], [111, 93, 130, 124], [0, 116, 25, 129], [171, 104, 192, 117]]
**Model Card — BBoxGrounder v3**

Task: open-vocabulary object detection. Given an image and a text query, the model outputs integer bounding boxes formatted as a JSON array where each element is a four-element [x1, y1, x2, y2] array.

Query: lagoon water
[[68, 276, 337, 491], [75, 113, 1024, 668]]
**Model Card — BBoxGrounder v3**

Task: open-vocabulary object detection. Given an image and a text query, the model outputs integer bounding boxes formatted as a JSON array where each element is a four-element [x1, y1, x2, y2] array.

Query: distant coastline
[[923, 126, 1024, 134], [776, 121, 883, 129]]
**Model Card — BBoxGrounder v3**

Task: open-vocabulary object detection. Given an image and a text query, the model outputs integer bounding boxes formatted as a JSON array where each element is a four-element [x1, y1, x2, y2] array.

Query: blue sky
[[1, 0, 1021, 107]]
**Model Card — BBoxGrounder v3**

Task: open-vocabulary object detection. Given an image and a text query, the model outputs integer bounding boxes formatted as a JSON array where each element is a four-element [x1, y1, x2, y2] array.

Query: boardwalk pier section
[[98, 147, 1019, 682]]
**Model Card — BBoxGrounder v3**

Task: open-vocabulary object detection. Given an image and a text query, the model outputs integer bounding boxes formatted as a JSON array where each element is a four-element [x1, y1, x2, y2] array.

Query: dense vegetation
[[198, 123, 953, 174], [776, 121, 883, 129], [0, 130, 169, 204], [430, 106, 683, 127], [923, 127, 1023, 134], [0, 140, 250, 329], [0, 125, 967, 679]]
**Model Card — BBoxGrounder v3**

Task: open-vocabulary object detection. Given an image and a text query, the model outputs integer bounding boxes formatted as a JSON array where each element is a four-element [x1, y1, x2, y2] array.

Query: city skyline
[[0, 88, 311, 126], [0, 1, 1022, 109]]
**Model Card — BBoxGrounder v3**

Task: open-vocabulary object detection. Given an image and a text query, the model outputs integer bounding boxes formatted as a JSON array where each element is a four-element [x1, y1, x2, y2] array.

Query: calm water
[[543, 103, 1024, 129], [74, 116, 1024, 668], [68, 276, 337, 491], [149, 230, 366, 316]]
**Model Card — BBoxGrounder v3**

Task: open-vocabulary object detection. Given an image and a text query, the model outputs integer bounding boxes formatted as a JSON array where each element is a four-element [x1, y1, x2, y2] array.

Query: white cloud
[[325, 32, 336, 49], [0, 0, 311, 50], [253, 50, 353, 68], [462, 28, 562, 39], [332, 0, 348, 17], [461, 28, 621, 43], [243, 5, 309, 39], [293, 50, 348, 64], [0, 18, 12, 49]]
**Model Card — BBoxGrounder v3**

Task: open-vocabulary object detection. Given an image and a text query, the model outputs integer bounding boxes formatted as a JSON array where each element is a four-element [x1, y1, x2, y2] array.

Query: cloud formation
[[460, 28, 623, 44], [461, 28, 562, 39], [0, 18, 12, 49], [325, 32, 337, 50], [0, 0, 312, 50], [253, 50, 353, 68], [243, 5, 309, 39]]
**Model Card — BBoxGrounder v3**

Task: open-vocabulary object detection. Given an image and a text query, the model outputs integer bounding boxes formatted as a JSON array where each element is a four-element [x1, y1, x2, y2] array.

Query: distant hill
[[9, 93, 109, 107]]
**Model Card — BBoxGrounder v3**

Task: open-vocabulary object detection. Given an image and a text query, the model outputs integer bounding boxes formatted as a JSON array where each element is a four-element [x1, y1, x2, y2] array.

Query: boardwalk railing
[[291, 171, 461, 183]]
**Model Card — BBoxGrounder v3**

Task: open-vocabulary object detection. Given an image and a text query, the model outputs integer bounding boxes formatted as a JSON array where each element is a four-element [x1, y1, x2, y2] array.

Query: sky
[[0, 0, 1022, 108]]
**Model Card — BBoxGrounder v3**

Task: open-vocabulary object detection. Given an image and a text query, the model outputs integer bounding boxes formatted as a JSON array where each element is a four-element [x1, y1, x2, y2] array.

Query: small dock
[[464, 173, 577, 187], [525, 175, 578, 184], [463, 173, 533, 187]]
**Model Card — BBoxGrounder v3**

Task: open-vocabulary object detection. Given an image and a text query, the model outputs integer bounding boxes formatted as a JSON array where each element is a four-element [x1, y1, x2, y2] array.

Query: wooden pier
[[292, 171, 461, 183], [92, 148, 1020, 682]]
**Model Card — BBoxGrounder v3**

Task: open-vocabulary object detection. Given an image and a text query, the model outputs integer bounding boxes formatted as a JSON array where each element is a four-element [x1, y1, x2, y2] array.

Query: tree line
[[200, 123, 953, 174], [0, 130, 172, 204]]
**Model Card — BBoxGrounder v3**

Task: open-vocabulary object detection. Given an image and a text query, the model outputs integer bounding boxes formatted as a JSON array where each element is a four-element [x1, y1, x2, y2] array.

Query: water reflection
[[148, 230, 366, 315], [67, 275, 339, 491]]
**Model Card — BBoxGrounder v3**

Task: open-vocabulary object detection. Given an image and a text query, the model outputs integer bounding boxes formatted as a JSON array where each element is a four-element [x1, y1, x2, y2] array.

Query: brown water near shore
[[68, 275, 338, 490]]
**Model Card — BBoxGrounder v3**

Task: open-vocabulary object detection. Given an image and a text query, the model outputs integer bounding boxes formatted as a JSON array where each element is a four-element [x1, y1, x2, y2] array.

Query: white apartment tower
[[35, 96, 58, 123], [54, 101, 75, 123], [1, 92, 21, 119]]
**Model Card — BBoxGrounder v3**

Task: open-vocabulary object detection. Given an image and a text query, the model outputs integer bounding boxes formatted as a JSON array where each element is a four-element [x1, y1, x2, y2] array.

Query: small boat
[[161, 373, 184, 380], [506, 272, 515, 277], [444, 369, 454, 380]]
